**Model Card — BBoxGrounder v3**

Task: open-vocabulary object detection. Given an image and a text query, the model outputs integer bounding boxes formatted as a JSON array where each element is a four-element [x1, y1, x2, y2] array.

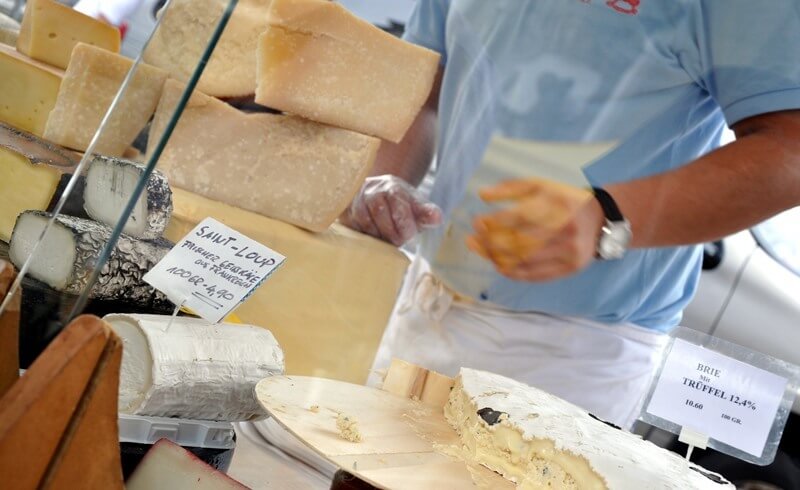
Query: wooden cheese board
[[255, 361, 514, 490]]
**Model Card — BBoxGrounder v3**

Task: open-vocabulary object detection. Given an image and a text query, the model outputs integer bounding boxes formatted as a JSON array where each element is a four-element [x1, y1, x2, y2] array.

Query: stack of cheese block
[[146, 0, 441, 231]]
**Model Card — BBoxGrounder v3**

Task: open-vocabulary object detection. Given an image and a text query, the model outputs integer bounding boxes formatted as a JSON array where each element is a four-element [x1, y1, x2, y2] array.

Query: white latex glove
[[341, 175, 443, 246]]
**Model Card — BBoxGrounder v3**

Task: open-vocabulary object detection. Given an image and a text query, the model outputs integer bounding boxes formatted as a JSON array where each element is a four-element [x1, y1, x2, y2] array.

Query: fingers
[[366, 193, 406, 246], [385, 189, 419, 245], [412, 200, 443, 229]]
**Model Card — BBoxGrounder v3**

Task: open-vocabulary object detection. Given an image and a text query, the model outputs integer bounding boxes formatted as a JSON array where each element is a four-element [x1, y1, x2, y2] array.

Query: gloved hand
[[341, 175, 443, 246]]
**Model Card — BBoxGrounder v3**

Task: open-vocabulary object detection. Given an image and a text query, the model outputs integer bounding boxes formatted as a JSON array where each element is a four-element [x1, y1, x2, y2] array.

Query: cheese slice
[[165, 188, 409, 384], [44, 43, 168, 157], [446, 368, 734, 490], [150, 80, 379, 232], [144, 0, 272, 97], [0, 122, 78, 242], [17, 0, 120, 69], [256, 0, 441, 143], [126, 439, 248, 490], [0, 44, 63, 136], [104, 314, 285, 421]]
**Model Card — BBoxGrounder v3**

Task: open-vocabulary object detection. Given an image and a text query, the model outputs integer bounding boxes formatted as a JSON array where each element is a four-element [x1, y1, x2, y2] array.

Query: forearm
[[369, 68, 443, 186], [609, 111, 800, 247]]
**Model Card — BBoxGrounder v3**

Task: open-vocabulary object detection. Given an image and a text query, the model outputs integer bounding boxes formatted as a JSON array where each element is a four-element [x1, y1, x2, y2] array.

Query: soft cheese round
[[456, 368, 733, 490]]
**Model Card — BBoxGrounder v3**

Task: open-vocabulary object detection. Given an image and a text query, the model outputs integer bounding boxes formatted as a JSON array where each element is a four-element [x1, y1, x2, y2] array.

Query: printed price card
[[646, 339, 787, 458], [144, 217, 285, 323]]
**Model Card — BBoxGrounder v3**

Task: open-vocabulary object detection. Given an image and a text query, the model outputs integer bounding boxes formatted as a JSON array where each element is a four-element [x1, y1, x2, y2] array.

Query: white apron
[[369, 256, 668, 429]]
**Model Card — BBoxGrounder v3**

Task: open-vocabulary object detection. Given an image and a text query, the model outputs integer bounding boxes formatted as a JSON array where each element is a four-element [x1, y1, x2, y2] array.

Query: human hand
[[466, 178, 604, 281], [341, 175, 443, 246]]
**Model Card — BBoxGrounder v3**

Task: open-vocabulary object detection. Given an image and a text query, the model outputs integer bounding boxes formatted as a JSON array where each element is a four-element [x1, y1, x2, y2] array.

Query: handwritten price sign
[[144, 218, 285, 323]]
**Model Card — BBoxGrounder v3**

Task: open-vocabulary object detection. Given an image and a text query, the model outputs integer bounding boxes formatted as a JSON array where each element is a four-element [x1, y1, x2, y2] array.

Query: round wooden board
[[255, 376, 514, 490]]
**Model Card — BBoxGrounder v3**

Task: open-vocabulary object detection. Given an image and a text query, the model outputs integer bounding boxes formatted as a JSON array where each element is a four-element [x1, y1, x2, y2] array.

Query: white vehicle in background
[[668, 206, 800, 488]]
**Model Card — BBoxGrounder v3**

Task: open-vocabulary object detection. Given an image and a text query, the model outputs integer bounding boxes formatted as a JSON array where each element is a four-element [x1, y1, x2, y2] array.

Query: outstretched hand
[[466, 178, 605, 281]]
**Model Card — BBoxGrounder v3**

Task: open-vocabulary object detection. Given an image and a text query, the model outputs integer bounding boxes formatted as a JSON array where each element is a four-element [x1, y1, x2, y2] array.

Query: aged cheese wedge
[[9, 211, 172, 310], [150, 80, 379, 232], [256, 0, 441, 143], [126, 439, 248, 490], [144, 0, 272, 97], [44, 43, 168, 157], [105, 313, 284, 421], [84, 155, 173, 239], [0, 44, 63, 136], [17, 0, 120, 69], [0, 122, 80, 242], [165, 188, 409, 384], [446, 368, 734, 490]]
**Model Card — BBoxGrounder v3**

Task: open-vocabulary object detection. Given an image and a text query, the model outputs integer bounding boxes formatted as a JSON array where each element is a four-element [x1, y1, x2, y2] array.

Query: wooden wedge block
[[0, 260, 19, 397], [0, 315, 123, 490], [381, 359, 454, 408]]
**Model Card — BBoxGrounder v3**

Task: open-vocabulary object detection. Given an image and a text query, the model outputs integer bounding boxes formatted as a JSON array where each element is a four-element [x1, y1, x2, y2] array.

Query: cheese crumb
[[336, 413, 362, 443]]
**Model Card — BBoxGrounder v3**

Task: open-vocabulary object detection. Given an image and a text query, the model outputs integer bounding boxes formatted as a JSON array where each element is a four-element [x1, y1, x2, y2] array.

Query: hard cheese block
[[105, 314, 284, 421], [165, 188, 409, 384], [17, 0, 120, 69], [0, 122, 79, 242], [144, 0, 272, 97], [0, 44, 63, 136], [0, 13, 19, 47], [150, 80, 379, 232], [256, 0, 441, 143], [44, 43, 168, 157]]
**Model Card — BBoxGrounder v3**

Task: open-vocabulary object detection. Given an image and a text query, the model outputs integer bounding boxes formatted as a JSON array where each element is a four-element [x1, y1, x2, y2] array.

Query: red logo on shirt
[[606, 0, 640, 15], [579, 0, 640, 16]]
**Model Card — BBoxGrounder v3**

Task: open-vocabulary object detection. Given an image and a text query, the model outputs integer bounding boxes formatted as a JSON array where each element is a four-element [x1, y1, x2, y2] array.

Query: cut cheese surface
[[0, 13, 19, 47], [144, 0, 271, 97], [126, 439, 248, 490], [17, 0, 120, 69], [165, 188, 409, 384], [0, 122, 78, 242], [0, 44, 63, 136], [446, 368, 734, 490], [256, 0, 441, 143], [44, 43, 168, 157], [150, 80, 379, 232]]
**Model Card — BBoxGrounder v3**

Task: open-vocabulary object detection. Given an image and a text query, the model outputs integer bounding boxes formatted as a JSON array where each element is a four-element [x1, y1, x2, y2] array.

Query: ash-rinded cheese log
[[43, 43, 168, 157], [8, 211, 172, 310], [126, 439, 249, 490], [0, 122, 86, 242], [255, 0, 441, 143], [143, 0, 272, 98], [150, 80, 379, 232], [84, 155, 173, 240], [104, 314, 285, 421]]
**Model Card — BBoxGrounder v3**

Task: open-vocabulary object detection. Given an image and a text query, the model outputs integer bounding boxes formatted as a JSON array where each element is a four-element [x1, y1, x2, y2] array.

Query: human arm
[[469, 110, 800, 281], [340, 67, 444, 245]]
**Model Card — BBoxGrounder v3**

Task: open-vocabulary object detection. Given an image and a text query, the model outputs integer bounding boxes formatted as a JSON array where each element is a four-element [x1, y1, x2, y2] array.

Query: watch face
[[599, 221, 632, 260]]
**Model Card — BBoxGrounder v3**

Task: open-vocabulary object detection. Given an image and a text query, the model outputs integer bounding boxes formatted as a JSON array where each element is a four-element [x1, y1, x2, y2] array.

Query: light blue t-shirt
[[406, 0, 800, 331]]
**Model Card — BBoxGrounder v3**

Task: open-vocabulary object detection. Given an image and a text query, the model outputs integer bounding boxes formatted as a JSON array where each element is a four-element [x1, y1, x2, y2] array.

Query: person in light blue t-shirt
[[341, 0, 800, 427]]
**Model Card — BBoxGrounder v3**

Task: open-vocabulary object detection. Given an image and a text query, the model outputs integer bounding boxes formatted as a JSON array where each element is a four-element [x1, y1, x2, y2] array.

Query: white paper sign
[[646, 339, 788, 458], [144, 217, 285, 323]]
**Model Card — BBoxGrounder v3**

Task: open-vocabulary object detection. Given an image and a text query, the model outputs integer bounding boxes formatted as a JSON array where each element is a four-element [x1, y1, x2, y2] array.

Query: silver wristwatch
[[592, 187, 632, 260]]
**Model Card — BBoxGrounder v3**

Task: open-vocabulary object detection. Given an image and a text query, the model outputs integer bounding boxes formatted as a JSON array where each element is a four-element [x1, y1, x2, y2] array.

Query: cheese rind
[[17, 0, 120, 69], [0, 44, 62, 136], [43, 43, 168, 157], [165, 188, 409, 384], [104, 314, 285, 421], [150, 80, 379, 232], [144, 0, 272, 97], [446, 368, 734, 490], [256, 0, 441, 143]]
